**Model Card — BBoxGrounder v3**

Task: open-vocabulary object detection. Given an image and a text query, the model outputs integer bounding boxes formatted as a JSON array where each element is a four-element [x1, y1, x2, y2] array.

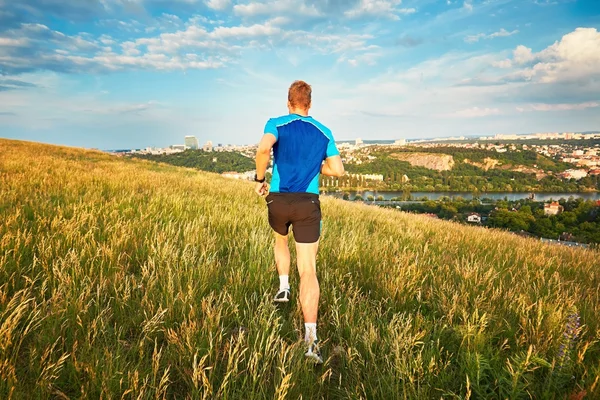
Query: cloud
[[0, 22, 227, 74], [205, 0, 230, 10], [508, 28, 600, 83], [233, 0, 320, 17], [465, 28, 518, 43], [517, 101, 600, 112], [453, 78, 506, 87], [0, 15, 378, 74], [491, 59, 512, 68], [344, 0, 415, 20], [512, 45, 533, 64], [339, 52, 382, 66], [447, 107, 501, 118], [108, 101, 159, 115], [0, 78, 38, 90], [463, 0, 473, 12]]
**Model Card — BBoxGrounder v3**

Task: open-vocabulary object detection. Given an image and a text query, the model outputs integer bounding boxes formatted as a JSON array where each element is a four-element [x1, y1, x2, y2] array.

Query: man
[[254, 80, 344, 364]]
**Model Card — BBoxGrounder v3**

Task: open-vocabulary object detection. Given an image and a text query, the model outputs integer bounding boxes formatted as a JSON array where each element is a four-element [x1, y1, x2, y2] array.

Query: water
[[325, 191, 600, 202]]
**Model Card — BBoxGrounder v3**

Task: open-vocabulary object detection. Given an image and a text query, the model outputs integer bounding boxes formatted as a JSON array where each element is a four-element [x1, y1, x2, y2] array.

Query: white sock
[[279, 275, 289, 291], [305, 323, 317, 343]]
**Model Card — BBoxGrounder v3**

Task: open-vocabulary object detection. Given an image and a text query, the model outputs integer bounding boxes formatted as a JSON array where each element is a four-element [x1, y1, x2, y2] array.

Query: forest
[[379, 197, 600, 244], [132, 150, 255, 174]]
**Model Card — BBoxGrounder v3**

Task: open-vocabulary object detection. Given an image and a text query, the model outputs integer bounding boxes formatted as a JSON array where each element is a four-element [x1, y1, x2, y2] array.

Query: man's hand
[[255, 181, 269, 196]]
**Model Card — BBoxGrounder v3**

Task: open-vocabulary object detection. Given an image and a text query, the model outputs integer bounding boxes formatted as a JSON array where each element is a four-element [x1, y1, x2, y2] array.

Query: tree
[[439, 204, 458, 219]]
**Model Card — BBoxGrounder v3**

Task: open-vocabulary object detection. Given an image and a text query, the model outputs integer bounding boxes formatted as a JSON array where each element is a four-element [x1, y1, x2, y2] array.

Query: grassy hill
[[1, 138, 599, 399], [133, 149, 255, 173]]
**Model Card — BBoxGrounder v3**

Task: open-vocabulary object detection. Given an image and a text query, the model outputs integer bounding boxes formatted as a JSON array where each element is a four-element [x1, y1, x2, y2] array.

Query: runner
[[254, 80, 345, 364]]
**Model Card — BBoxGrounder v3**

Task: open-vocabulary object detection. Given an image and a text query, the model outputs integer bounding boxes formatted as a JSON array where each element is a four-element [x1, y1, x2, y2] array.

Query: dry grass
[[1, 138, 599, 399]]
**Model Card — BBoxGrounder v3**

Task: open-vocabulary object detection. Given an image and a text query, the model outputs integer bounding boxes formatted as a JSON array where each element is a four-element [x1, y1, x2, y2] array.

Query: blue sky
[[0, 0, 599, 149]]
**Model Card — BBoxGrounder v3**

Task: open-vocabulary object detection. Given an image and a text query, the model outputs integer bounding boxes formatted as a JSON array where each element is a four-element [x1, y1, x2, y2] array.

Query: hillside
[[390, 152, 455, 171], [132, 149, 255, 173], [1, 138, 599, 399], [345, 147, 598, 192]]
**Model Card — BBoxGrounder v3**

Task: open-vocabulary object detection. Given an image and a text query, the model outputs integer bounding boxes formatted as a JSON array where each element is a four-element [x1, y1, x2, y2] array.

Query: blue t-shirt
[[264, 114, 339, 195]]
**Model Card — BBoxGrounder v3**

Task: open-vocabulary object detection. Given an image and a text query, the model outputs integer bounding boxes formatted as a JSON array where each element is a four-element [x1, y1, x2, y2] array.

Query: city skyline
[[1, 0, 599, 149]]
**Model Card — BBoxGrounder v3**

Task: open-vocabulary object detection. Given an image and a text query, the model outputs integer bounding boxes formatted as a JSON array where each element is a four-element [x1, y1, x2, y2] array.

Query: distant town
[[109, 131, 600, 184]]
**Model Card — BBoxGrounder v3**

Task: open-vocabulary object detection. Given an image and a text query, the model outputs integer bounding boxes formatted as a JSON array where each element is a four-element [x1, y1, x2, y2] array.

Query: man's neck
[[289, 108, 310, 117]]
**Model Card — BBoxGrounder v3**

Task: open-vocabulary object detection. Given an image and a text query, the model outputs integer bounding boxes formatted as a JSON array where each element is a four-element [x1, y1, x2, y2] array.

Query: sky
[[0, 0, 599, 150]]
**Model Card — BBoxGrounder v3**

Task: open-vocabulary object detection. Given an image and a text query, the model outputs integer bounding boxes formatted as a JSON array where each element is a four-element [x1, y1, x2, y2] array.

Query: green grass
[[1, 138, 599, 399]]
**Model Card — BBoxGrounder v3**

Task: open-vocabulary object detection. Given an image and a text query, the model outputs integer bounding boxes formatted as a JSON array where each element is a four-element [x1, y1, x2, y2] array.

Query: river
[[325, 191, 600, 202]]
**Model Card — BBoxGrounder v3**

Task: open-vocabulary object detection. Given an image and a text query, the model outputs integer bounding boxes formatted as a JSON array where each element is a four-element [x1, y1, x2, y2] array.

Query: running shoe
[[273, 288, 290, 303], [305, 340, 323, 364]]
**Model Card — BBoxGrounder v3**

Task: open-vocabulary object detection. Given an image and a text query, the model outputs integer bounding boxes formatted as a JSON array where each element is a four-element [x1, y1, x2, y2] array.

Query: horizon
[[1, 0, 599, 149], [3, 129, 599, 152]]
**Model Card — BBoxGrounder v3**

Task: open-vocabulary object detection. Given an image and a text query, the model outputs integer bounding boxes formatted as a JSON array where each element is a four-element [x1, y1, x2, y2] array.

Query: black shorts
[[265, 193, 321, 243]]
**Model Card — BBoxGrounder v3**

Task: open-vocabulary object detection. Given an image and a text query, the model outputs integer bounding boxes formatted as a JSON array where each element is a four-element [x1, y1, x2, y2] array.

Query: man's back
[[265, 114, 338, 195]]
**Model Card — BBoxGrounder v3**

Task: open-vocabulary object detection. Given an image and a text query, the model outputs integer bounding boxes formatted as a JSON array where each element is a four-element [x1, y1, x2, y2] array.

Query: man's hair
[[288, 80, 311, 109]]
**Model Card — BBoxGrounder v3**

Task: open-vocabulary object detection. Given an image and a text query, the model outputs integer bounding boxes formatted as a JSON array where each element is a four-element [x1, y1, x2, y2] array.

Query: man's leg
[[296, 241, 320, 324], [296, 240, 322, 363], [273, 232, 291, 302]]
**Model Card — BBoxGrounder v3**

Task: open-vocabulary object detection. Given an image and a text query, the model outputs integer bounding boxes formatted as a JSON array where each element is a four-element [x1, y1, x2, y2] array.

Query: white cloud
[[0, 16, 379, 74], [233, 0, 320, 17], [465, 28, 518, 43], [344, 0, 413, 20], [512, 45, 533, 64], [463, 0, 473, 12], [0, 37, 29, 46], [492, 59, 512, 68], [339, 52, 382, 66], [509, 28, 600, 83], [517, 102, 600, 112], [447, 107, 501, 118], [489, 28, 518, 38], [464, 33, 485, 43], [205, 0, 230, 10]]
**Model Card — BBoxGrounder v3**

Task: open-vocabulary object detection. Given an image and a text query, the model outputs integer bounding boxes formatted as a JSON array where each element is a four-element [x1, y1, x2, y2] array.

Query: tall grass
[[1, 138, 599, 399]]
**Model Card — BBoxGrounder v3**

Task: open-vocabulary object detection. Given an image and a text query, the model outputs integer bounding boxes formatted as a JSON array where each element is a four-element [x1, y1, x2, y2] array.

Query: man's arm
[[255, 133, 276, 180], [321, 155, 344, 177]]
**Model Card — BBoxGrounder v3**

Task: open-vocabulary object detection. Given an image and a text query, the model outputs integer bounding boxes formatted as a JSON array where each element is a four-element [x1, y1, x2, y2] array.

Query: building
[[561, 169, 588, 180], [544, 202, 564, 216], [466, 213, 482, 224], [589, 169, 600, 176], [185, 136, 199, 150], [170, 145, 186, 152], [203, 141, 213, 152], [355, 138, 363, 146], [577, 159, 598, 167], [394, 139, 406, 146], [347, 173, 384, 181]]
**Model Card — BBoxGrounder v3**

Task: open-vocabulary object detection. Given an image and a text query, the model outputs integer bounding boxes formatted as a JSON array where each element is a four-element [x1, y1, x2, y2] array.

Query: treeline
[[341, 148, 598, 192], [132, 150, 255, 174], [487, 199, 600, 244], [382, 197, 600, 244]]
